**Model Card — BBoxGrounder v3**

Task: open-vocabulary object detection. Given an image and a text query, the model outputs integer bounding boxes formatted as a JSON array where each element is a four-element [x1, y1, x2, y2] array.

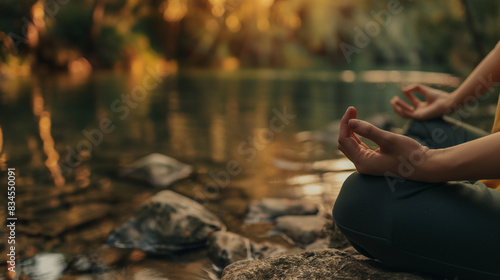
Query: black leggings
[[333, 118, 500, 280]]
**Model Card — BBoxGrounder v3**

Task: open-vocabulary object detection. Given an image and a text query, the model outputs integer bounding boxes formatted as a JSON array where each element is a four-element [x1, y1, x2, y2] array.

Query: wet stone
[[119, 153, 193, 187], [324, 214, 351, 249], [67, 246, 128, 274], [18, 253, 67, 280], [106, 190, 225, 253], [245, 198, 318, 223], [69, 254, 92, 273], [274, 215, 326, 245], [208, 231, 287, 269]]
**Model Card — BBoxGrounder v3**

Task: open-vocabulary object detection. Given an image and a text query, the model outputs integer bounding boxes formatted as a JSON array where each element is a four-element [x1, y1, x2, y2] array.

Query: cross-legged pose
[[333, 42, 500, 280]]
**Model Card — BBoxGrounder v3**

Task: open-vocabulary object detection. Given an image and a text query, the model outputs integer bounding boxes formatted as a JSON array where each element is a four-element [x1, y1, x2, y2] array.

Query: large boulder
[[221, 249, 433, 280], [106, 190, 225, 253]]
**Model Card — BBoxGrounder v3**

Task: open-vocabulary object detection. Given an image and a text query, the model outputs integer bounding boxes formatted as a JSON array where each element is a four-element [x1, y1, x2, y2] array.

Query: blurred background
[[1, 0, 500, 279], [1, 0, 500, 74]]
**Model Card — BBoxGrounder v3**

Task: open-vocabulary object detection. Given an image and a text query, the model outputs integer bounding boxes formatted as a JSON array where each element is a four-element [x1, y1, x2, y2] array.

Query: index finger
[[339, 106, 361, 143]]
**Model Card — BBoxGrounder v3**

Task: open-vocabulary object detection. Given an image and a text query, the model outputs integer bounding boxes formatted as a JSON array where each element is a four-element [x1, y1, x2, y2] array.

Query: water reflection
[[1, 69, 492, 279], [0, 125, 5, 171], [38, 112, 65, 187]]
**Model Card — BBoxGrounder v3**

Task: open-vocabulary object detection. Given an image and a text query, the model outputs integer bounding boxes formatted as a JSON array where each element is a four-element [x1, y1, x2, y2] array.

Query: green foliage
[[51, 2, 94, 51], [94, 25, 125, 66], [0, 0, 499, 73]]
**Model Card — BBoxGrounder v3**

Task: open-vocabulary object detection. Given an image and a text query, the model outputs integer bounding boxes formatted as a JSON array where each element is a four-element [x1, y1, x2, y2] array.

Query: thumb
[[348, 119, 392, 148]]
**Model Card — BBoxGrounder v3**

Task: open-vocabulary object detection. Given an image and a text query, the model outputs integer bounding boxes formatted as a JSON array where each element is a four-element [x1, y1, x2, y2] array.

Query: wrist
[[418, 148, 448, 183], [446, 90, 465, 114]]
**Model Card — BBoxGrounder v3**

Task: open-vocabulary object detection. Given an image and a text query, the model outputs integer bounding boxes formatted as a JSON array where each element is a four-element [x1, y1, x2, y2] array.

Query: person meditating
[[333, 41, 500, 280]]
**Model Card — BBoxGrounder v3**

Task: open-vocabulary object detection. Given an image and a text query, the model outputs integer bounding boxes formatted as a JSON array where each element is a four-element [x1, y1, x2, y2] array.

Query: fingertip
[[344, 106, 357, 119], [348, 119, 359, 129], [351, 106, 357, 118]]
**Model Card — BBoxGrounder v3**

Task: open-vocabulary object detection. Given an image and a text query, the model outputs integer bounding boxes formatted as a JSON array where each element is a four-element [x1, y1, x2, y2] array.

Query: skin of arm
[[391, 41, 500, 120], [338, 107, 500, 183], [449, 40, 500, 108]]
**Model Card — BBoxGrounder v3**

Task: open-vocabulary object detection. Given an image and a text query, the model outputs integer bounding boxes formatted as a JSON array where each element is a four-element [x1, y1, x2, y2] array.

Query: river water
[[0, 69, 492, 279]]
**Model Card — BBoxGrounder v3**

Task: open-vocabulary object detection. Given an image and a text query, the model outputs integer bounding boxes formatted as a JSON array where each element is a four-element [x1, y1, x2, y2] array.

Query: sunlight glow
[[163, 0, 188, 22], [222, 57, 239, 71], [340, 70, 355, 82], [301, 184, 324, 196], [211, 5, 225, 17], [226, 15, 241, 32], [68, 57, 92, 77], [257, 17, 270, 31], [31, 2, 46, 32], [32, 87, 44, 117]]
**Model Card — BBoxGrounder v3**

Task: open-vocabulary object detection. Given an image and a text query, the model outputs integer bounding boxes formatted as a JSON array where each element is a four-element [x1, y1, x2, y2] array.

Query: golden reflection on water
[[210, 114, 227, 162], [167, 90, 196, 158], [32, 87, 44, 117], [0, 125, 5, 171], [39, 111, 65, 187], [32, 86, 66, 187]]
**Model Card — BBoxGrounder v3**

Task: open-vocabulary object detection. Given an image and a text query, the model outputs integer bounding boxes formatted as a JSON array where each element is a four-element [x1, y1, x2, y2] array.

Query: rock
[[305, 238, 330, 250], [246, 198, 318, 223], [208, 231, 287, 269], [106, 190, 225, 253], [324, 214, 350, 249], [133, 268, 171, 280], [221, 249, 433, 280], [119, 153, 193, 187], [69, 254, 93, 273], [18, 253, 67, 280], [274, 215, 325, 245], [208, 231, 253, 268]]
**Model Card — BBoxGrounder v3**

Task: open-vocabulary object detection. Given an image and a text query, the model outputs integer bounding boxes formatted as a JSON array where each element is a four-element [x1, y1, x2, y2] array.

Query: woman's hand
[[337, 107, 431, 180], [391, 84, 454, 120]]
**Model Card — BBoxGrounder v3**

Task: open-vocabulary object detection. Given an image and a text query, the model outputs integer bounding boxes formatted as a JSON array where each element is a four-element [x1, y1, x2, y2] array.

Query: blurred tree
[[0, 0, 499, 75]]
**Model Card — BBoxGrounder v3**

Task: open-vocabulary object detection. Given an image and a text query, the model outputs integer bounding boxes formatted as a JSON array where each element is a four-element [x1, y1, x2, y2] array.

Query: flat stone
[[246, 198, 318, 223], [221, 249, 433, 280], [274, 215, 325, 245], [106, 190, 225, 253], [18, 253, 67, 280], [119, 153, 193, 187]]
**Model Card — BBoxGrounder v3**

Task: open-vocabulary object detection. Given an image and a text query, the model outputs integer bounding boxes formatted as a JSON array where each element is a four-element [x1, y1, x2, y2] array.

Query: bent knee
[[333, 172, 394, 240]]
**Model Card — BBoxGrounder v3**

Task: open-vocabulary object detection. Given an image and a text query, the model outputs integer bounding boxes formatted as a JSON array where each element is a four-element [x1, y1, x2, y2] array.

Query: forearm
[[423, 132, 500, 182], [450, 41, 500, 109]]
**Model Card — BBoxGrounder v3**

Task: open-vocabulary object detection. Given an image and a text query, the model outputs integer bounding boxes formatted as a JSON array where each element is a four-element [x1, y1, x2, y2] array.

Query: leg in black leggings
[[333, 118, 500, 280]]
